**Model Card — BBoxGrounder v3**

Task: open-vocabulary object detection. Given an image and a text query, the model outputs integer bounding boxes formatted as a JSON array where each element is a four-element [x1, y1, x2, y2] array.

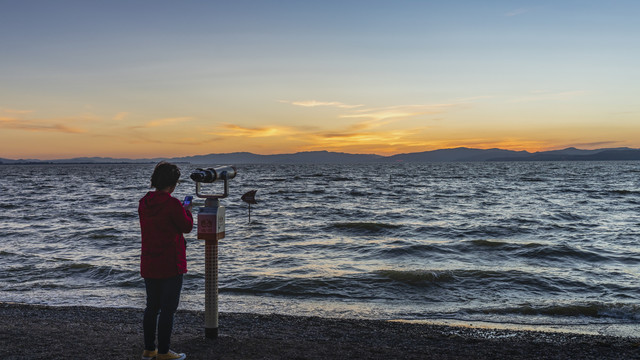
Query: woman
[[139, 161, 193, 360]]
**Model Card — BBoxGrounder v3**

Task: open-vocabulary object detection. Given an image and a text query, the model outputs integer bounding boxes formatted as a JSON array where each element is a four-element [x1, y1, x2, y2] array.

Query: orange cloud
[[313, 128, 418, 145], [281, 100, 464, 129], [0, 116, 85, 134], [144, 117, 192, 127], [113, 112, 129, 121], [280, 100, 363, 109], [341, 104, 457, 121], [209, 123, 303, 138]]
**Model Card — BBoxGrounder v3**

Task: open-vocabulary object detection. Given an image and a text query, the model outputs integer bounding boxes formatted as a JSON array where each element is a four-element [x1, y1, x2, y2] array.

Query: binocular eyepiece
[[190, 166, 237, 183]]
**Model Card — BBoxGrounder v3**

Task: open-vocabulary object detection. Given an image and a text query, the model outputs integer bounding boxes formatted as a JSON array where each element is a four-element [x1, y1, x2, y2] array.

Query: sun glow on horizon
[[0, 99, 637, 160]]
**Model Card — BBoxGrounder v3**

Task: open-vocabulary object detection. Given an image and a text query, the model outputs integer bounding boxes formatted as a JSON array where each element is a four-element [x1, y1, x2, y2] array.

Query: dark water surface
[[1, 162, 639, 336]]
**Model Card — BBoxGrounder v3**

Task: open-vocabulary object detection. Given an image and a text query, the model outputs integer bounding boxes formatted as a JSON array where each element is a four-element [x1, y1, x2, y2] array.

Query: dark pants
[[143, 275, 183, 353]]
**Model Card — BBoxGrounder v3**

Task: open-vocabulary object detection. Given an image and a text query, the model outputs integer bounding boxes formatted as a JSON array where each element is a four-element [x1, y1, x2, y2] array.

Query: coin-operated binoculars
[[190, 165, 237, 339]]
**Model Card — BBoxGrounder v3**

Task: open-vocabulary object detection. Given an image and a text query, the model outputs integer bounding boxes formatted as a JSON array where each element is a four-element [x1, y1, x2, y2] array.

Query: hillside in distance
[[1, 147, 640, 164], [176, 147, 640, 164]]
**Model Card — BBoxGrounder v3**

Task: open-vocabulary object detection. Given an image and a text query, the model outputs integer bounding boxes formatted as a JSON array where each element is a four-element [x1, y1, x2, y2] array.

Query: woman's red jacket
[[138, 191, 193, 279]]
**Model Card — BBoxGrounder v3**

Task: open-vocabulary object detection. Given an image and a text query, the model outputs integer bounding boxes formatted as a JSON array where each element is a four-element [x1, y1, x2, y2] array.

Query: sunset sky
[[1, 1, 639, 159]]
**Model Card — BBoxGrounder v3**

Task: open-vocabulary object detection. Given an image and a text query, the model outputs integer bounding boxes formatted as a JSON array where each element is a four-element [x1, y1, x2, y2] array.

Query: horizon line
[[2, 146, 637, 162]]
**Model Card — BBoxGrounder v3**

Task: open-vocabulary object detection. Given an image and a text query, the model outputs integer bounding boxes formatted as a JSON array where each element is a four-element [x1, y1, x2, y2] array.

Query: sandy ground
[[1, 302, 639, 359]]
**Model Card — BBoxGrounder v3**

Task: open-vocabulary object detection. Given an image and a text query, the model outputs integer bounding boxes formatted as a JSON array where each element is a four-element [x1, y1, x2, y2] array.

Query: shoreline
[[1, 303, 638, 359]]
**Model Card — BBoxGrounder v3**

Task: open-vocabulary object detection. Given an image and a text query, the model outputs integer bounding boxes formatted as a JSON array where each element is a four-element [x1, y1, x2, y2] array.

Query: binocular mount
[[190, 166, 237, 205]]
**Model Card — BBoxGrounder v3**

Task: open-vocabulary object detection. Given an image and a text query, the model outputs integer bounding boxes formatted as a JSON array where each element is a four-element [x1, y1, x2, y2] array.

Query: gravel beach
[[1, 302, 638, 359]]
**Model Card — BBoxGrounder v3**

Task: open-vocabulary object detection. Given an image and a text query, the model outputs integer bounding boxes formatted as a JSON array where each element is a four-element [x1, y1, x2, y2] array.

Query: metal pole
[[204, 237, 219, 339], [199, 197, 224, 339]]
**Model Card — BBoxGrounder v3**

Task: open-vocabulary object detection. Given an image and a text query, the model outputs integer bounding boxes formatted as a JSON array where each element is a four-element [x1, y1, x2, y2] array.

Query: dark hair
[[150, 161, 181, 190]]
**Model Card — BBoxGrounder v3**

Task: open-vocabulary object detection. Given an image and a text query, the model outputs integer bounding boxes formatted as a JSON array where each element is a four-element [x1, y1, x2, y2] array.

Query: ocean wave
[[328, 176, 352, 181], [88, 211, 138, 220], [544, 211, 585, 221], [375, 269, 455, 284], [464, 240, 610, 262], [273, 188, 316, 195], [477, 302, 640, 321], [78, 227, 124, 240], [3, 260, 138, 287], [372, 268, 592, 295], [518, 244, 609, 262], [66, 262, 135, 278], [606, 189, 640, 196], [519, 177, 548, 182], [376, 242, 454, 258], [328, 222, 402, 234], [419, 223, 536, 240], [413, 225, 456, 238], [346, 189, 371, 196], [468, 239, 541, 248], [221, 275, 378, 299], [459, 224, 535, 238]]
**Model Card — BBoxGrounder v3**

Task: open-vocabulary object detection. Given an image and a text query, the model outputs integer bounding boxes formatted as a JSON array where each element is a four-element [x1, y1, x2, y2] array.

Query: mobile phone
[[183, 195, 193, 206]]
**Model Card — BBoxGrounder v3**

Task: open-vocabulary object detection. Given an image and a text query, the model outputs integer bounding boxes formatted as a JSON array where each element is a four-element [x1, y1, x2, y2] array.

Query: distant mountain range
[[2, 147, 640, 164]]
